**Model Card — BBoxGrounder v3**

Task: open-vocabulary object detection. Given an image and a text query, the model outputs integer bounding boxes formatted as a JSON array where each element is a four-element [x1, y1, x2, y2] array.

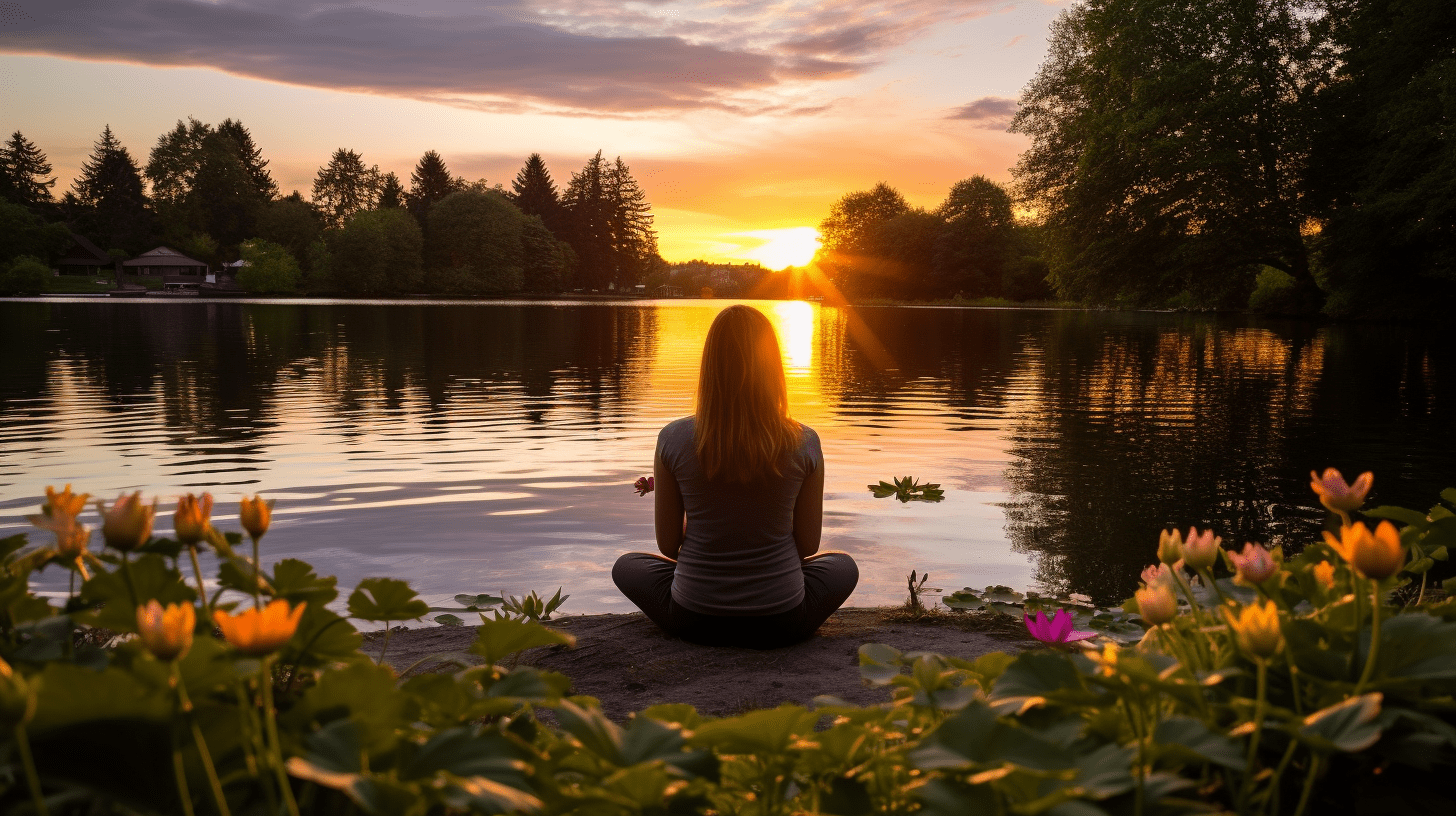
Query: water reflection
[[1, 300, 1452, 611]]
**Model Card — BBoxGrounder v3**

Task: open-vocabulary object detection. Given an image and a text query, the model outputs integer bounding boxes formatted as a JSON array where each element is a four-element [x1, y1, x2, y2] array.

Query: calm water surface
[[2, 299, 1451, 612]]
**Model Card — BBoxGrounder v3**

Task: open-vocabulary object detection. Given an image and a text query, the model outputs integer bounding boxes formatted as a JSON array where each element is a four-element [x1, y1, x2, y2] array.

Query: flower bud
[[44, 484, 90, 521], [1135, 584, 1178, 626], [1310, 468, 1373, 514], [97, 492, 155, 552], [1225, 600, 1284, 659], [1181, 527, 1221, 571], [1323, 520, 1404, 581], [1157, 529, 1183, 566], [136, 600, 195, 662], [174, 493, 214, 547], [239, 495, 273, 539], [1229, 542, 1279, 586], [1313, 560, 1336, 591]]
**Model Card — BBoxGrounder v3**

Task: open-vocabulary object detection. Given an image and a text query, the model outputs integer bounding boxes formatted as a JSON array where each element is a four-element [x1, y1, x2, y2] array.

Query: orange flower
[[44, 484, 90, 521], [174, 493, 214, 546], [1135, 583, 1178, 626], [136, 600, 195, 662], [1229, 542, 1279, 585], [239, 495, 273, 539], [1313, 561, 1337, 591], [1324, 521, 1404, 580], [1310, 468, 1373, 514], [213, 600, 306, 656], [1157, 529, 1183, 566], [1225, 600, 1284, 659], [1181, 527, 1222, 571], [97, 492, 155, 552]]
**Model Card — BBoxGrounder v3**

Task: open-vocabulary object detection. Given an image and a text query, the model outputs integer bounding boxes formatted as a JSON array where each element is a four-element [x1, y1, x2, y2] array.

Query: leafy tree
[[1309, 0, 1456, 315], [0, 201, 69, 265], [407, 150, 460, 224], [144, 118, 210, 210], [0, 131, 56, 210], [815, 182, 912, 297], [145, 118, 273, 247], [236, 238, 300, 293], [1012, 0, 1325, 308], [863, 209, 943, 298], [377, 172, 407, 210], [256, 193, 322, 269], [189, 129, 266, 247], [510, 153, 563, 232], [312, 148, 381, 230], [329, 208, 423, 294], [67, 125, 151, 253], [0, 255, 50, 295], [933, 177, 1017, 298], [520, 215, 572, 293], [426, 189, 533, 294]]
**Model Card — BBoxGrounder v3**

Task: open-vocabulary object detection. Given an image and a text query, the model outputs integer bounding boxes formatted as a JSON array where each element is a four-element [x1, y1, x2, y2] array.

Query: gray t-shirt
[[657, 416, 822, 616]]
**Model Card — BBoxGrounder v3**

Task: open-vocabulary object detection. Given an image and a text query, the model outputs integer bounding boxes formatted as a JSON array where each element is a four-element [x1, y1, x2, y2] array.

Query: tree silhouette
[[68, 126, 150, 252], [1, 131, 56, 210], [510, 153, 563, 231], [312, 148, 381, 229], [377, 172, 407, 209], [407, 150, 460, 223]]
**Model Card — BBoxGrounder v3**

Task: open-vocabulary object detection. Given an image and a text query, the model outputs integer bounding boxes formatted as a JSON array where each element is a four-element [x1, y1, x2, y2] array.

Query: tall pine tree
[[606, 157, 657, 286], [216, 119, 278, 202], [563, 151, 613, 289], [1, 131, 56, 210], [407, 150, 460, 223], [312, 148, 381, 229], [69, 125, 150, 252], [378, 172, 407, 209], [510, 153, 563, 232]]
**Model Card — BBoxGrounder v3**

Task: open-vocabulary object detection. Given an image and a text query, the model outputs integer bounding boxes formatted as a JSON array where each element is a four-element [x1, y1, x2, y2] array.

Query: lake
[[2, 298, 1452, 614]]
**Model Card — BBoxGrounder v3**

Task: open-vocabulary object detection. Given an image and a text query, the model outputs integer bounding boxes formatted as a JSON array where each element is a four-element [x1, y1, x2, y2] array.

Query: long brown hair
[[694, 305, 802, 482]]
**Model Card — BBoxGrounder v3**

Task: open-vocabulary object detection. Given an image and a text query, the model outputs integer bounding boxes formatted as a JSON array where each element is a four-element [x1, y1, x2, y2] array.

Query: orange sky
[[0, 1, 1068, 264]]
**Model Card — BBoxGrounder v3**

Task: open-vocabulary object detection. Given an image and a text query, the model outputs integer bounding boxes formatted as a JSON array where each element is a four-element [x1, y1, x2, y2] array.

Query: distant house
[[123, 247, 210, 289], [55, 233, 112, 277]]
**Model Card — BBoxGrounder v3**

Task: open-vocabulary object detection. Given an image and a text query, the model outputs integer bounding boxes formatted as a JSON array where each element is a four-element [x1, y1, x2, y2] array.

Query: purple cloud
[[947, 96, 1019, 129]]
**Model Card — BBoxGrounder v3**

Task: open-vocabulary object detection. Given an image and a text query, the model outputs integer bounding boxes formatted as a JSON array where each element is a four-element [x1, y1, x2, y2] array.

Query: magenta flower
[[1023, 609, 1098, 645], [633, 476, 655, 496]]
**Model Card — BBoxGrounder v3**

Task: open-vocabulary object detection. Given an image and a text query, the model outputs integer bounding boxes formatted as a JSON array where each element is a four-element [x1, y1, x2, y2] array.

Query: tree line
[[0, 120, 660, 295]]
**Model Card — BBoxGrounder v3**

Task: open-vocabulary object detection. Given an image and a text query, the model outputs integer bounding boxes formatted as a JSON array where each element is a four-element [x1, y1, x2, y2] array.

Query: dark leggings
[[611, 551, 859, 649]]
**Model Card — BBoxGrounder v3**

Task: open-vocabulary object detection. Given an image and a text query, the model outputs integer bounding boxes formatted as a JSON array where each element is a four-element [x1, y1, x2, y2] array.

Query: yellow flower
[[1181, 527, 1222, 571], [174, 493, 214, 547], [97, 492, 156, 552], [1323, 521, 1404, 581], [213, 599, 306, 656], [1225, 600, 1284, 659], [44, 484, 90, 521], [1310, 468, 1373, 514], [0, 655, 35, 728], [136, 600, 195, 662], [1313, 561, 1337, 591], [1229, 542, 1279, 586], [1157, 528, 1183, 566], [239, 495, 273, 539], [1135, 583, 1178, 626]]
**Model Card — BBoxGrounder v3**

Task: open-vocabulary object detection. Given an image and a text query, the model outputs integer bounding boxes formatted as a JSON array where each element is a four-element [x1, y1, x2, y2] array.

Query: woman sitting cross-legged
[[613, 304, 858, 648]]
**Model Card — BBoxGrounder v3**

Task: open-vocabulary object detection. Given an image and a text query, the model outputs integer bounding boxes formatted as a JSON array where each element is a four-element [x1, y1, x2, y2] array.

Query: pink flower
[[1181, 526, 1221, 570], [1229, 541, 1279, 585], [1140, 563, 1177, 591], [1023, 609, 1098, 645], [633, 476, 655, 496], [1310, 468, 1373, 514]]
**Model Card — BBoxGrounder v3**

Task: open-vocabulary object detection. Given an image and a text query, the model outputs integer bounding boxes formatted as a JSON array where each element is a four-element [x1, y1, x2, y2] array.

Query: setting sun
[[738, 227, 823, 270]]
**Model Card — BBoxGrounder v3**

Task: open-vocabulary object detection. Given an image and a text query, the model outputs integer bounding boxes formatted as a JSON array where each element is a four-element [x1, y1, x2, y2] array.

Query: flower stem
[[378, 621, 392, 667], [187, 545, 211, 621], [259, 659, 301, 816], [1292, 755, 1322, 816], [251, 534, 262, 610], [1241, 659, 1269, 808], [13, 724, 48, 816], [120, 551, 138, 607], [175, 665, 230, 816], [1354, 579, 1383, 694], [171, 737, 196, 816]]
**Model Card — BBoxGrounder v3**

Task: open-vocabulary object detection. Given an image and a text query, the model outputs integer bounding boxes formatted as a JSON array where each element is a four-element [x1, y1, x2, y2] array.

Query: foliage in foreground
[[3, 472, 1456, 815]]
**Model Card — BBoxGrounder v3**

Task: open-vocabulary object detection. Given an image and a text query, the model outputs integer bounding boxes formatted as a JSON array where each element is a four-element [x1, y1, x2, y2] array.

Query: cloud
[[947, 96, 1019, 129], [0, 0, 1005, 114]]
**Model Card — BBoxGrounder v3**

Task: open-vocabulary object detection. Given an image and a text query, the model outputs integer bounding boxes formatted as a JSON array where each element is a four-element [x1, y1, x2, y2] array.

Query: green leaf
[[399, 725, 530, 786], [469, 617, 575, 666], [1300, 693, 1384, 753], [435, 614, 465, 626], [30, 662, 172, 731], [915, 779, 999, 816], [859, 643, 904, 685], [285, 661, 411, 754], [1153, 717, 1244, 769], [989, 651, 1084, 712], [1440, 488, 1456, 507], [1365, 506, 1429, 525], [454, 593, 504, 609], [689, 705, 815, 754], [78, 555, 196, 633], [1368, 614, 1456, 681], [347, 577, 429, 622], [281, 606, 364, 668], [554, 699, 626, 764], [271, 558, 339, 605]]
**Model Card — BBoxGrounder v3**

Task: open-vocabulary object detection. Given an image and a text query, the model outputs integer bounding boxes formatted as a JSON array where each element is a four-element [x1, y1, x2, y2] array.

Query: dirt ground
[[361, 607, 1029, 719]]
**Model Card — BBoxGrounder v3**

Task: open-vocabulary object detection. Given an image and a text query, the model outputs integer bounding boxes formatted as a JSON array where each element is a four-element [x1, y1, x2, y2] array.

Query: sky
[[0, 0, 1069, 265]]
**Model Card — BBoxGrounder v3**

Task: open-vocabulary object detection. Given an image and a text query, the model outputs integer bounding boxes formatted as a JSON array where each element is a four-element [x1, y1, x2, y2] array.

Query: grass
[[45, 275, 167, 293]]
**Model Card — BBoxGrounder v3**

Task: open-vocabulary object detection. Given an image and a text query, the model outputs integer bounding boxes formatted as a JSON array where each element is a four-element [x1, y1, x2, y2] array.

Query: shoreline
[[361, 606, 1030, 720]]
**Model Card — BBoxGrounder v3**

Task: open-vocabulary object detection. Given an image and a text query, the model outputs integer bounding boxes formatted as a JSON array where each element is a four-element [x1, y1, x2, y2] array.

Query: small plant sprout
[[868, 476, 945, 503], [904, 570, 942, 613]]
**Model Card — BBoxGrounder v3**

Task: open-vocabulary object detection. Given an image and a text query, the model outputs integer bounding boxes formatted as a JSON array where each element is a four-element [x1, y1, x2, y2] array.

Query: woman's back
[[657, 416, 822, 616]]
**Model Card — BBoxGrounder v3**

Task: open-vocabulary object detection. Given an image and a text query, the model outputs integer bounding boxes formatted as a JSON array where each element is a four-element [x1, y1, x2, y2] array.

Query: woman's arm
[[793, 457, 824, 559], [654, 451, 685, 559]]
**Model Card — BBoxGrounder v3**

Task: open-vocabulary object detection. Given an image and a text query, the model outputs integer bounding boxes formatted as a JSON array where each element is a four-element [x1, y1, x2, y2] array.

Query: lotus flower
[[1229, 541, 1279, 585], [634, 476, 655, 496], [173, 493, 213, 546], [1225, 600, 1284, 659], [137, 600, 195, 662], [1310, 468, 1372, 514], [1135, 584, 1178, 626], [1023, 609, 1098, 645], [1181, 527, 1222, 570], [97, 492, 155, 552]]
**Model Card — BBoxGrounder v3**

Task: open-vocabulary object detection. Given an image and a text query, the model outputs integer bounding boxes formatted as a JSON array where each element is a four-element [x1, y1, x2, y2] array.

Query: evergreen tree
[[216, 118, 278, 202], [510, 153, 563, 231], [562, 151, 613, 289], [606, 157, 657, 285], [145, 118, 211, 210], [312, 148, 380, 229], [1, 131, 56, 209], [377, 172, 406, 209], [190, 129, 265, 247], [69, 125, 150, 252], [407, 150, 460, 222]]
